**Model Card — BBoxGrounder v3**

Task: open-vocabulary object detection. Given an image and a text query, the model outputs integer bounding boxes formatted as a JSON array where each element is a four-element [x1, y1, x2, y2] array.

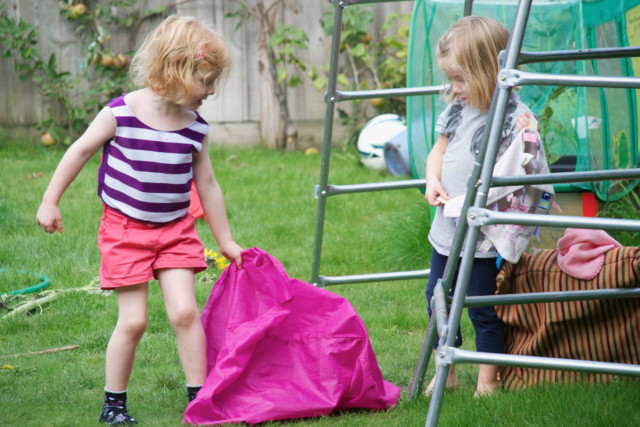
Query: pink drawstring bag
[[183, 247, 400, 425], [556, 228, 621, 280]]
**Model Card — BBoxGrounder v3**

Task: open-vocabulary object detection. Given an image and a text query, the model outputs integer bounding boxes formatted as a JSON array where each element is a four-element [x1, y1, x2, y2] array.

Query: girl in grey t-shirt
[[424, 16, 534, 398]]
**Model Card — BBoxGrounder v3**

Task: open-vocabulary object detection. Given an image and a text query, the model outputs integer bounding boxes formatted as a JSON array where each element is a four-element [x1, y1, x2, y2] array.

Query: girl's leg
[[105, 282, 149, 391], [157, 268, 207, 387], [467, 257, 504, 396], [101, 283, 148, 425], [475, 365, 500, 397]]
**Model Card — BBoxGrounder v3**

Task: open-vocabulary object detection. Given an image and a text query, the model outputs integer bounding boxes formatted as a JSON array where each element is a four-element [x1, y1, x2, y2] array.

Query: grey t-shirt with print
[[427, 91, 532, 258]]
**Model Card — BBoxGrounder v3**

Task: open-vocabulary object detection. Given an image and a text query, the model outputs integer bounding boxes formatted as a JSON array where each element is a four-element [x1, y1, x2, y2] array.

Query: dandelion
[[204, 249, 219, 260], [2, 365, 15, 370], [215, 256, 230, 270], [204, 249, 229, 270]]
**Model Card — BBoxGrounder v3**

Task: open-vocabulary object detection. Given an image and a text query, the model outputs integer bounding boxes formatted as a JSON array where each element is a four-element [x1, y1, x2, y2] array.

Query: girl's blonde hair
[[130, 15, 231, 106], [436, 16, 509, 111]]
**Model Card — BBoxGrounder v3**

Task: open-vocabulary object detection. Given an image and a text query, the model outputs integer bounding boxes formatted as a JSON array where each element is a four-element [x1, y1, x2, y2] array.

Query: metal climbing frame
[[313, 0, 640, 425], [310, 0, 440, 287], [408, 1, 640, 426]]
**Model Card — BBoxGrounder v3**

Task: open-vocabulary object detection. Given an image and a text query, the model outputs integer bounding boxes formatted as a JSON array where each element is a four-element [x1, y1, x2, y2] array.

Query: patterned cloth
[[495, 247, 640, 388]]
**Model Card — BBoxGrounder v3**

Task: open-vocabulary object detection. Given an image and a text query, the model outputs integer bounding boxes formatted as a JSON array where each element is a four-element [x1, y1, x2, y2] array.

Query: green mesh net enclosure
[[407, 0, 640, 201]]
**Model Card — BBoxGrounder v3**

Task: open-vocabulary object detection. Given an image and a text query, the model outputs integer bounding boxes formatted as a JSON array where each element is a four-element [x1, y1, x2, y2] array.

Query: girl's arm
[[425, 133, 449, 206], [36, 107, 116, 234], [193, 137, 243, 268]]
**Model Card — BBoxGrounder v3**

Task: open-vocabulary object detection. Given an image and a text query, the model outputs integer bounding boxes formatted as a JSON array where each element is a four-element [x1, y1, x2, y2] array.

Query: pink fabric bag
[[183, 247, 400, 425], [556, 228, 621, 280]]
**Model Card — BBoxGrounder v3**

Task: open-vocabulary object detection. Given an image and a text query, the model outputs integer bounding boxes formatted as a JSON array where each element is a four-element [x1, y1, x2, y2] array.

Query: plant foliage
[[0, 1, 172, 145]]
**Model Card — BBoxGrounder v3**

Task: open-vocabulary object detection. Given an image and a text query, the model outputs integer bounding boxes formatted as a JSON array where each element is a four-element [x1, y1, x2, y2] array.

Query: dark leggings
[[426, 250, 505, 353]]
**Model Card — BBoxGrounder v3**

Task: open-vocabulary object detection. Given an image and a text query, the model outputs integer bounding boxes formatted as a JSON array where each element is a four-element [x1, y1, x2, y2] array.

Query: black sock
[[100, 390, 138, 425], [104, 390, 127, 407], [187, 385, 202, 403]]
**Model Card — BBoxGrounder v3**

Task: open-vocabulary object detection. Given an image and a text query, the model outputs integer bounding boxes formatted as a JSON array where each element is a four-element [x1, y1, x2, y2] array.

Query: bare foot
[[473, 381, 501, 398], [474, 364, 501, 397], [424, 371, 458, 397]]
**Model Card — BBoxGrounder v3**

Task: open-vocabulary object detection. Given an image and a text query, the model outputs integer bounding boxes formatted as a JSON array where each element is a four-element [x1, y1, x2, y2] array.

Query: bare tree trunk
[[253, 0, 297, 149], [256, 51, 280, 147]]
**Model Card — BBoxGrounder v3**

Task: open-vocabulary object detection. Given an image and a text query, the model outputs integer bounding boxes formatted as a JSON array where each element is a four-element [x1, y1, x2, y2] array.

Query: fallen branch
[[0, 344, 79, 359], [1, 276, 108, 320], [1, 292, 62, 319]]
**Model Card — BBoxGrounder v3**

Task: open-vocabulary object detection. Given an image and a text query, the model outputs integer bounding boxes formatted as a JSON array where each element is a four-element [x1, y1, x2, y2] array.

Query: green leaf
[[337, 74, 350, 87], [276, 66, 287, 83], [313, 76, 327, 91], [288, 76, 302, 88]]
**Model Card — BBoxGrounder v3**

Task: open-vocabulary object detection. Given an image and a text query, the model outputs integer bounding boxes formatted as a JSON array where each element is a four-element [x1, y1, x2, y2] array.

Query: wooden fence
[[0, 0, 413, 147]]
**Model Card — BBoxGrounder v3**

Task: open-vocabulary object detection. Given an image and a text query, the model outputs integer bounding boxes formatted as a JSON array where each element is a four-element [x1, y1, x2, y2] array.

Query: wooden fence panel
[[0, 0, 413, 145]]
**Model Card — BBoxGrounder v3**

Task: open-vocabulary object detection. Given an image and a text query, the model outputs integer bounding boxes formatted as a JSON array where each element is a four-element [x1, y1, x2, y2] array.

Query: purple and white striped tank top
[[97, 95, 209, 224]]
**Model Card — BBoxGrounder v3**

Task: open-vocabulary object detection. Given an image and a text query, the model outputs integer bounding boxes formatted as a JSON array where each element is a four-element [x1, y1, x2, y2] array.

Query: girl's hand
[[220, 241, 243, 269], [517, 112, 539, 132], [36, 201, 63, 234], [516, 112, 532, 131], [425, 180, 449, 206]]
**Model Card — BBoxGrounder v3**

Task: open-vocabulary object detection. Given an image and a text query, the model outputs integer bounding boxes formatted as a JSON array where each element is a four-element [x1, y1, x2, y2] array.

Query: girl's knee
[[117, 315, 147, 340], [167, 306, 199, 330]]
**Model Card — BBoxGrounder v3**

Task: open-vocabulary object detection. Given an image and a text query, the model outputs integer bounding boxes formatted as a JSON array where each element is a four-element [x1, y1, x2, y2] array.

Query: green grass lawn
[[1, 138, 639, 426]]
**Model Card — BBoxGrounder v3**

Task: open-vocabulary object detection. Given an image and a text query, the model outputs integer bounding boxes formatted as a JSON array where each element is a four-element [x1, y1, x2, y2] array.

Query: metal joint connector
[[467, 207, 489, 226], [498, 69, 519, 88], [314, 185, 327, 199]]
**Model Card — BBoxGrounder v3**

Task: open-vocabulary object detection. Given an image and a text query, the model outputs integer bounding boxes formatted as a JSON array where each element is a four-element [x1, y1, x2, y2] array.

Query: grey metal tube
[[409, 315, 439, 400], [310, 0, 345, 286], [501, 69, 640, 89], [318, 269, 430, 286], [467, 207, 640, 231], [317, 179, 425, 197], [492, 168, 640, 186], [465, 287, 640, 307], [463, 0, 473, 16], [432, 281, 450, 339], [343, 0, 410, 5], [315, 169, 640, 199], [451, 348, 640, 377], [335, 85, 446, 102], [518, 46, 640, 64]]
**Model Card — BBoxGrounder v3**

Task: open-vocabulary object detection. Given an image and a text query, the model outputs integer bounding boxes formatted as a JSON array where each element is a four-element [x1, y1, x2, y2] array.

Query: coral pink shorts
[[98, 206, 207, 290]]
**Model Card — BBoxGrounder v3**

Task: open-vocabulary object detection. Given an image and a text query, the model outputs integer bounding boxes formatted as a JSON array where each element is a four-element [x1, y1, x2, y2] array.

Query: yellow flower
[[215, 256, 230, 270], [204, 248, 219, 258], [204, 248, 229, 270], [2, 365, 15, 370]]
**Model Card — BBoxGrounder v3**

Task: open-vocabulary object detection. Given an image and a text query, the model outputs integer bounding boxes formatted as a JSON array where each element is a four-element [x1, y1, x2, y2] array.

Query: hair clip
[[196, 39, 206, 59]]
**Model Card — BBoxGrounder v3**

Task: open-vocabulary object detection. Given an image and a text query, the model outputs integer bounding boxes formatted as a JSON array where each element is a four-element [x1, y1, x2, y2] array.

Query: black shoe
[[187, 385, 202, 403], [99, 405, 138, 425]]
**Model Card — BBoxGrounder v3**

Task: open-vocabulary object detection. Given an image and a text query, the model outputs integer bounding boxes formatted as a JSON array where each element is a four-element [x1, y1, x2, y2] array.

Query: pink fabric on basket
[[556, 228, 621, 280], [183, 247, 400, 425]]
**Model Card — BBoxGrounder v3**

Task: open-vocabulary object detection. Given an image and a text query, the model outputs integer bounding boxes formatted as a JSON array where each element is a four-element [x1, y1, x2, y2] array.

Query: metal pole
[[450, 348, 640, 377], [468, 208, 640, 231], [463, 0, 473, 17], [309, 0, 345, 286]]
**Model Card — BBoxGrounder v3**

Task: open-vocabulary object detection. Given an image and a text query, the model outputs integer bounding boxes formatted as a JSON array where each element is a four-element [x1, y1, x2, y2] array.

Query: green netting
[[407, 0, 640, 201]]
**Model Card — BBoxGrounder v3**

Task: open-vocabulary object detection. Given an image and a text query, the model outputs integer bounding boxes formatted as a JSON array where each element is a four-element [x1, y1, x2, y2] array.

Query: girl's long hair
[[436, 16, 509, 111]]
